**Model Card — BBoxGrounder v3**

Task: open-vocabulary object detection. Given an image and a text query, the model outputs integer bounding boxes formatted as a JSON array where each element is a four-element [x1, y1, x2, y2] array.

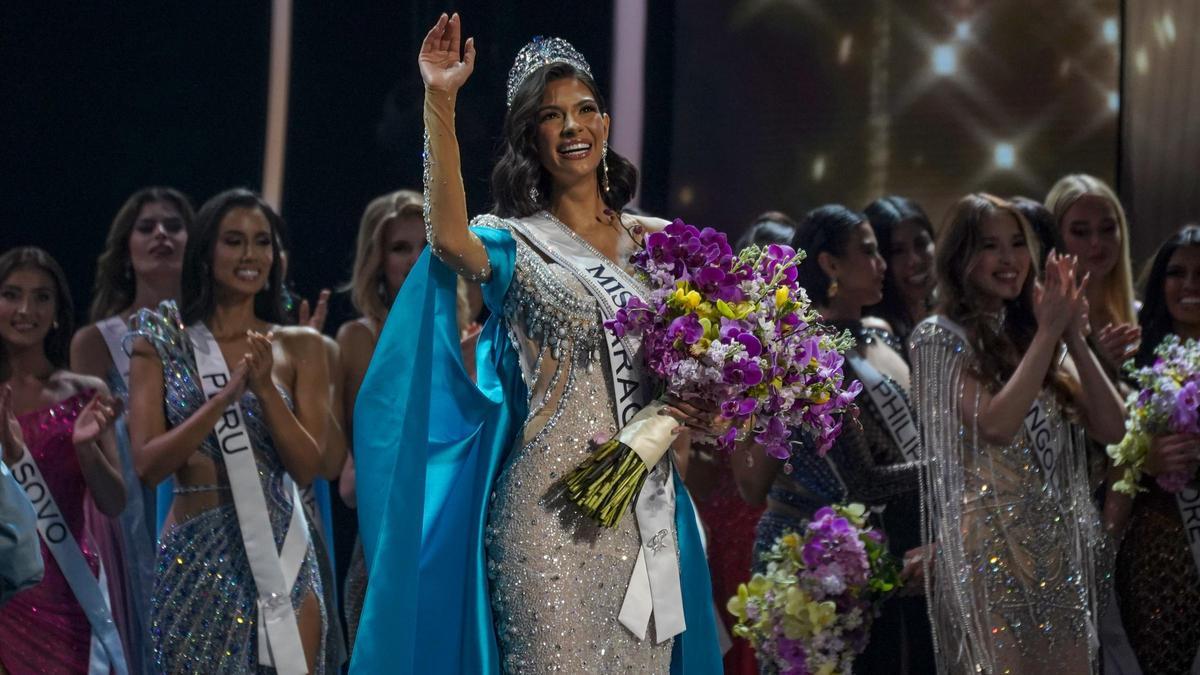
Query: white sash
[[1173, 483, 1200, 673], [97, 316, 131, 388], [508, 213, 686, 642], [188, 323, 311, 674], [9, 448, 128, 675], [926, 316, 1062, 490], [845, 351, 921, 462]]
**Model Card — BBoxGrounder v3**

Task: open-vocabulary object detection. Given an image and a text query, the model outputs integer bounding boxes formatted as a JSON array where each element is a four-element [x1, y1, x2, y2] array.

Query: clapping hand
[[72, 394, 120, 449], [1097, 322, 1142, 365], [1035, 250, 1089, 341], [419, 13, 476, 95], [1, 385, 27, 464], [242, 330, 276, 396], [1145, 433, 1200, 478]]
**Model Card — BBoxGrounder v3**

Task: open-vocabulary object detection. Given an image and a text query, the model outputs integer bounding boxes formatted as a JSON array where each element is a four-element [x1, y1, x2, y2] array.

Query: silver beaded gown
[[477, 215, 674, 674], [129, 302, 331, 673], [910, 317, 1108, 675]]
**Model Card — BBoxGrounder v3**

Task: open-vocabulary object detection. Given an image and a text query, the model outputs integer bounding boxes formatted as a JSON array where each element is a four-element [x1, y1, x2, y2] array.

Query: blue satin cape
[[350, 225, 722, 674]]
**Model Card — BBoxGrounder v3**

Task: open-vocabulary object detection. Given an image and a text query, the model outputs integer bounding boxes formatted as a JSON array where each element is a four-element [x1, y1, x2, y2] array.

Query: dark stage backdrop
[[665, 0, 1121, 241]]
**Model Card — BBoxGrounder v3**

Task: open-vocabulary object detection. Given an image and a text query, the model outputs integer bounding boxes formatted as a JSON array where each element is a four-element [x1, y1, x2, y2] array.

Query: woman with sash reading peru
[[351, 13, 720, 673], [911, 195, 1125, 674], [0, 247, 129, 674], [126, 189, 334, 673], [70, 186, 196, 674], [733, 205, 935, 674]]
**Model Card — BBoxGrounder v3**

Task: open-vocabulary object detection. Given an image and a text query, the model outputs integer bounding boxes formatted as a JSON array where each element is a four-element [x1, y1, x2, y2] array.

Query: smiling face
[[1164, 245, 1200, 336], [887, 219, 935, 305], [1060, 194, 1121, 281], [534, 76, 610, 192], [210, 206, 275, 299], [128, 200, 188, 281], [824, 221, 887, 309], [967, 211, 1031, 304], [0, 266, 56, 353]]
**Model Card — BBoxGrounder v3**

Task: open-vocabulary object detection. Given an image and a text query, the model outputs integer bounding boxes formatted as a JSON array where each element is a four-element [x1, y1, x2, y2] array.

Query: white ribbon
[[509, 213, 686, 641], [9, 447, 128, 675], [845, 351, 921, 462], [1174, 482, 1200, 673], [188, 323, 311, 674], [96, 316, 132, 388]]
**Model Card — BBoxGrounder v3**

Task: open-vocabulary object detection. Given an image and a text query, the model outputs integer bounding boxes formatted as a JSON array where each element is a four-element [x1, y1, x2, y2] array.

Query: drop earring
[[529, 184, 541, 204], [827, 278, 839, 299], [601, 141, 611, 194]]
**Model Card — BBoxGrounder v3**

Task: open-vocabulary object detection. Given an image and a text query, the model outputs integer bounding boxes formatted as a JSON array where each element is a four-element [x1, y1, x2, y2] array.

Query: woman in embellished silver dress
[[911, 194, 1124, 674], [349, 13, 721, 674], [127, 189, 335, 672], [735, 205, 934, 673]]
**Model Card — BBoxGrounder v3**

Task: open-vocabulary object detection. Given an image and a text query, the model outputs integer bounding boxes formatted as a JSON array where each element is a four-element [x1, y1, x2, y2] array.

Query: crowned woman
[[351, 13, 722, 674]]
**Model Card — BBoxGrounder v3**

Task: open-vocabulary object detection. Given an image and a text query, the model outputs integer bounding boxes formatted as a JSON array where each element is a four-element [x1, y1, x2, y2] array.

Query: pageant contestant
[[334, 188, 425, 650], [71, 186, 195, 672], [1046, 174, 1141, 369], [351, 13, 721, 673], [912, 195, 1124, 674], [126, 189, 334, 673], [863, 195, 936, 354], [734, 205, 933, 673], [0, 247, 128, 674], [1111, 225, 1200, 674]]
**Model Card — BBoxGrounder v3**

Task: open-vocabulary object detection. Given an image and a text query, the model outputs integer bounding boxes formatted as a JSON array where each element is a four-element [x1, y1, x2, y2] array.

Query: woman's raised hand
[[1033, 250, 1077, 338], [419, 13, 476, 94]]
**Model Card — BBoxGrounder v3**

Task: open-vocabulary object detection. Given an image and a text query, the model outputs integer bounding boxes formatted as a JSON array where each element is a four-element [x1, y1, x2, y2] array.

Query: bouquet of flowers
[[727, 504, 900, 675], [561, 219, 860, 527], [1108, 334, 1200, 494]]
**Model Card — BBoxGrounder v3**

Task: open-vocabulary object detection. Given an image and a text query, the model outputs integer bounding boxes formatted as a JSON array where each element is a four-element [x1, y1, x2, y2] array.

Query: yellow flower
[[775, 286, 790, 308], [812, 390, 830, 405]]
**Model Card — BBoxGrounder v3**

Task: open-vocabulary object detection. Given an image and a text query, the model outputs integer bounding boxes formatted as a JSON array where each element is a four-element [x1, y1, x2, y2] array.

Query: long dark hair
[[793, 205, 868, 307], [491, 62, 637, 218], [181, 189, 287, 326], [1136, 225, 1200, 367], [736, 211, 797, 252], [1008, 196, 1060, 269], [863, 195, 934, 338], [89, 186, 196, 321], [0, 247, 75, 373], [935, 194, 1075, 407]]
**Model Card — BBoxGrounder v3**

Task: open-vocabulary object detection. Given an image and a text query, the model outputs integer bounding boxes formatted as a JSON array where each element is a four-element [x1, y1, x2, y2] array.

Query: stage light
[[677, 186, 695, 206], [993, 143, 1016, 169], [932, 45, 957, 75], [1102, 18, 1118, 44], [812, 155, 827, 182], [1135, 48, 1149, 74], [1107, 91, 1119, 112], [955, 21, 970, 40]]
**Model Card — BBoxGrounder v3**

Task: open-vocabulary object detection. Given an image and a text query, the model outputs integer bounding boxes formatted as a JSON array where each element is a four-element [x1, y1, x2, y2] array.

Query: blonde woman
[[334, 189, 425, 649], [1046, 174, 1140, 368]]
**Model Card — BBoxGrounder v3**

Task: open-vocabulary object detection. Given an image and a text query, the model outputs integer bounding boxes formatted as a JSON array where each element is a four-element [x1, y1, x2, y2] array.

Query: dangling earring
[[601, 141, 611, 195], [827, 278, 839, 299], [529, 184, 541, 204], [51, 320, 59, 331]]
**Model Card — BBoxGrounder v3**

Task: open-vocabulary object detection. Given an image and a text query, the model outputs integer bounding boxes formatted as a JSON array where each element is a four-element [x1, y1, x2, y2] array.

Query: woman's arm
[[127, 337, 247, 486], [420, 13, 490, 280], [1064, 334, 1126, 444], [731, 438, 783, 506], [251, 329, 330, 487], [318, 335, 347, 480], [67, 377, 126, 516], [69, 325, 113, 381], [961, 329, 1061, 445]]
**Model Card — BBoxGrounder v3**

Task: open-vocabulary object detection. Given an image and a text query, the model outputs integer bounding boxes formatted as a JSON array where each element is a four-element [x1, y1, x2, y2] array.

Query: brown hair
[[0, 247, 75, 373], [89, 186, 196, 321], [935, 194, 1075, 408], [346, 190, 423, 323]]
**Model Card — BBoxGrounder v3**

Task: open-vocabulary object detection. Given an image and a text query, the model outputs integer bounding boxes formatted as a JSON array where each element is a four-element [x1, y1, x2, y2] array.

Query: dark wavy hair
[[863, 195, 934, 338], [1136, 224, 1200, 367], [88, 186, 196, 322], [793, 205, 869, 307], [736, 211, 797, 252], [1008, 196, 1061, 269], [181, 188, 287, 326], [0, 247, 75, 373], [935, 194, 1075, 407], [491, 62, 638, 218]]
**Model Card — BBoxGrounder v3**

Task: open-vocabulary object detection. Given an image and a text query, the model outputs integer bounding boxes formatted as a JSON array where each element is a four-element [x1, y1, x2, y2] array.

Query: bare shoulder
[[53, 370, 110, 398], [336, 318, 377, 352], [273, 325, 325, 354], [861, 316, 895, 334], [69, 323, 112, 373]]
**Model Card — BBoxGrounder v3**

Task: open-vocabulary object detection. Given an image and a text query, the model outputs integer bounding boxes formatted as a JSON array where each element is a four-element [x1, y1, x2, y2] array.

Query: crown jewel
[[506, 36, 592, 108]]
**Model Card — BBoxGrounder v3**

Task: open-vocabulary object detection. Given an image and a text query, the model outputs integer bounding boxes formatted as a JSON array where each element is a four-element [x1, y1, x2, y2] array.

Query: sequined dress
[[0, 392, 99, 674], [753, 334, 933, 674], [129, 303, 330, 673], [481, 217, 674, 673], [911, 317, 1107, 675]]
